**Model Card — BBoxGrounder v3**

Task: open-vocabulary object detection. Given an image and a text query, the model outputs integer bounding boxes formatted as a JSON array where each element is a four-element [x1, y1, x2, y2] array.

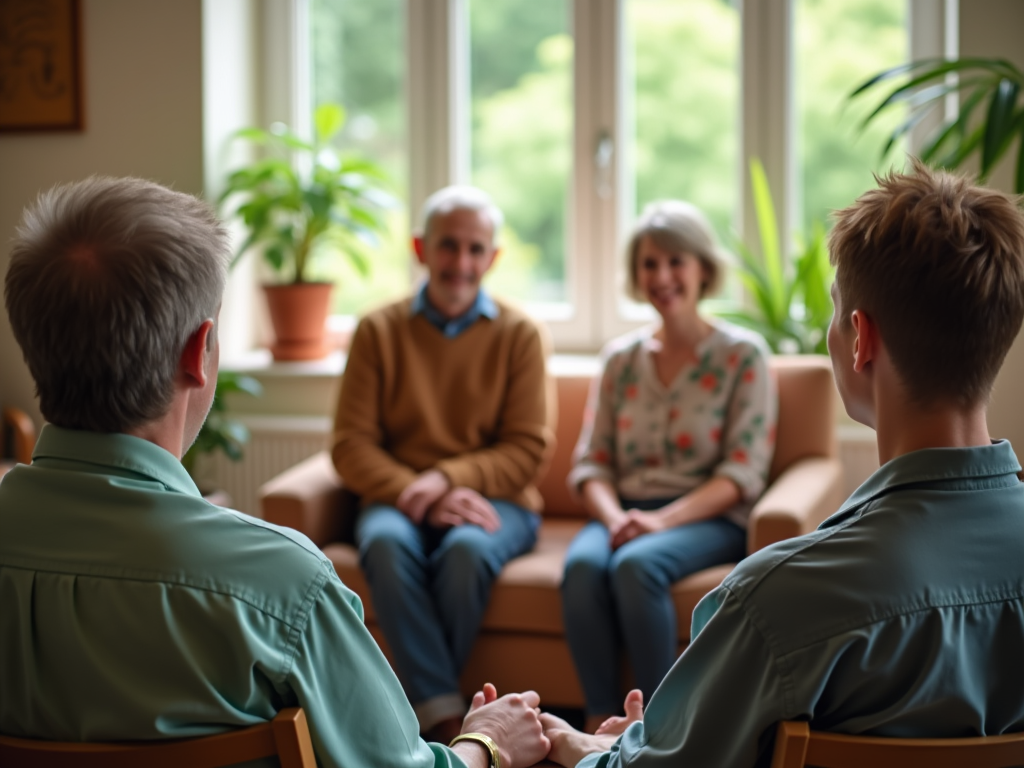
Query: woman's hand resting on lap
[[609, 509, 669, 549]]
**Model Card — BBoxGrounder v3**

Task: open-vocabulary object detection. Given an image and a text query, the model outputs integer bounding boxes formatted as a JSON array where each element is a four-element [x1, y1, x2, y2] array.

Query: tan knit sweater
[[332, 296, 556, 512]]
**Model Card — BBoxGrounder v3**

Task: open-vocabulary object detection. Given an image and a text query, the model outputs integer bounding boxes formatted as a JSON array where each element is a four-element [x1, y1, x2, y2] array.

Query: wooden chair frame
[[771, 720, 1024, 768], [0, 707, 316, 768]]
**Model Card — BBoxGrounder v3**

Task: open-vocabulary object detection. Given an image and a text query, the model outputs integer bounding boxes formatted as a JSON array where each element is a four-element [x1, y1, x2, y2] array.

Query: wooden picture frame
[[0, 0, 84, 132]]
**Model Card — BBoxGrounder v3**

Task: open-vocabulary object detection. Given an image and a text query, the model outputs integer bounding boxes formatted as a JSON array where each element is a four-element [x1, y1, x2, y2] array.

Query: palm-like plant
[[709, 159, 834, 355], [850, 57, 1024, 192], [219, 103, 392, 283]]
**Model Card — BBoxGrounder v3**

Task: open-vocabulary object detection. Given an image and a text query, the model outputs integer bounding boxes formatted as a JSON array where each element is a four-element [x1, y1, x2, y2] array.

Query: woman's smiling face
[[635, 235, 707, 320]]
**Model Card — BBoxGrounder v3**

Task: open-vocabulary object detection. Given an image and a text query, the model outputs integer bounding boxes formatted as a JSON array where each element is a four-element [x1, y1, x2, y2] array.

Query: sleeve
[[433, 320, 555, 500], [565, 346, 620, 494], [578, 586, 789, 768], [287, 569, 470, 768], [713, 340, 777, 501], [331, 316, 419, 504]]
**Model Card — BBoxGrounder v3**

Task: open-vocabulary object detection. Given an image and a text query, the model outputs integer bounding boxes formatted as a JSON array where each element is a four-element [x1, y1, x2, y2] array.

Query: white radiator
[[209, 415, 331, 518]]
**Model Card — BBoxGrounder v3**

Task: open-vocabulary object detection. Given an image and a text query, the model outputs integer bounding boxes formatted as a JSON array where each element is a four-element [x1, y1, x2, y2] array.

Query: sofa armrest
[[748, 456, 846, 554], [259, 451, 356, 547]]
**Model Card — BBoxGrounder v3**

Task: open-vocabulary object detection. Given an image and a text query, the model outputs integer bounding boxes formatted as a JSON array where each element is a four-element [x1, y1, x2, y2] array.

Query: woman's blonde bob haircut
[[625, 200, 727, 301]]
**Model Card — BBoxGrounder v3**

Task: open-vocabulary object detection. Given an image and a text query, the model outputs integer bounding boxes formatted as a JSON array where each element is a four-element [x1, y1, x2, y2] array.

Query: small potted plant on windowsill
[[219, 103, 392, 361]]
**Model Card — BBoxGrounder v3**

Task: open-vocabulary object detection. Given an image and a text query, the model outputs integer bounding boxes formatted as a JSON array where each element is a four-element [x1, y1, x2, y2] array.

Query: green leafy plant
[[219, 103, 393, 283], [709, 159, 834, 354], [850, 57, 1024, 192], [181, 371, 263, 487]]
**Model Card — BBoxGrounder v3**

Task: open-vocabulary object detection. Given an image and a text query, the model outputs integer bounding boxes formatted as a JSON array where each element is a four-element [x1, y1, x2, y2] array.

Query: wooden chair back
[[771, 720, 1024, 768], [0, 707, 316, 768], [2, 407, 36, 465]]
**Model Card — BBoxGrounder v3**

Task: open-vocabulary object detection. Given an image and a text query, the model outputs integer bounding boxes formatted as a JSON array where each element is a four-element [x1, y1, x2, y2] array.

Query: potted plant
[[850, 57, 1024, 192], [219, 103, 392, 360], [182, 371, 263, 501], [709, 159, 834, 354]]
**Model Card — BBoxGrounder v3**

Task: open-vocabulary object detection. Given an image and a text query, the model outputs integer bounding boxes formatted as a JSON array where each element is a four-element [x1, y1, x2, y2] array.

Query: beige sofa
[[260, 355, 844, 707]]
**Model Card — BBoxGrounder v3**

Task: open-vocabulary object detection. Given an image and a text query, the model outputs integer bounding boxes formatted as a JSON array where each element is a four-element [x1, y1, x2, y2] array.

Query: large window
[[299, 0, 931, 350], [469, 0, 573, 304], [310, 0, 408, 317]]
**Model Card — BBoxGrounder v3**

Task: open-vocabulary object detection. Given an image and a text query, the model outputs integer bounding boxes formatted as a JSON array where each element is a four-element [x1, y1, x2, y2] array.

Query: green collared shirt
[[0, 425, 466, 768], [585, 440, 1024, 768]]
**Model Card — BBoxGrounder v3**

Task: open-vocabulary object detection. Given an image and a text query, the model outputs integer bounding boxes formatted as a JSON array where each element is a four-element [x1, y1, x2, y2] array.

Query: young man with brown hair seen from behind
[[540, 160, 1024, 767]]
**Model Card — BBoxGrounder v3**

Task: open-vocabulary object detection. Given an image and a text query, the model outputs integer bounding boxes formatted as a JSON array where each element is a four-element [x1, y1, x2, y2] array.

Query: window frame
[[253, 0, 953, 354]]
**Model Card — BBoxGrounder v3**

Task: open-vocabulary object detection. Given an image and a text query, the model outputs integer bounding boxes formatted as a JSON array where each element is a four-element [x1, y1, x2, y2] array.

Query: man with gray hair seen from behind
[[0, 176, 550, 768], [332, 184, 556, 745]]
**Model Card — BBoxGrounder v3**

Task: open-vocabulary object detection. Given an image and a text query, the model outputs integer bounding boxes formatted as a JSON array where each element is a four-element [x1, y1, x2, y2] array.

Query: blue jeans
[[356, 500, 539, 728], [561, 502, 746, 715]]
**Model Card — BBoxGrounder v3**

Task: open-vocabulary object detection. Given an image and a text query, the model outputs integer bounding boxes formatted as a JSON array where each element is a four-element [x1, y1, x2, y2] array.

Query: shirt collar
[[411, 282, 499, 338], [31, 424, 203, 498], [822, 439, 1022, 528]]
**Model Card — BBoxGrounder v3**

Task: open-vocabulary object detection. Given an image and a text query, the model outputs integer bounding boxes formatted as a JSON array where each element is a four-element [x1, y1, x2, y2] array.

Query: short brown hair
[[625, 200, 725, 301], [829, 160, 1024, 407], [5, 176, 229, 432]]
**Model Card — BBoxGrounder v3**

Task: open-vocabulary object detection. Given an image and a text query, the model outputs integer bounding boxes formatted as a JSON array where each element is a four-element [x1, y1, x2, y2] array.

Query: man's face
[[827, 281, 874, 427], [416, 207, 498, 319]]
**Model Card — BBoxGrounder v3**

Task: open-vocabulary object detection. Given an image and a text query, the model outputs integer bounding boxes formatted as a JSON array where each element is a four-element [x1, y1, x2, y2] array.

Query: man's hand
[[396, 470, 451, 524], [610, 509, 668, 549], [539, 712, 617, 768], [594, 689, 644, 736], [457, 685, 550, 768], [426, 487, 502, 533]]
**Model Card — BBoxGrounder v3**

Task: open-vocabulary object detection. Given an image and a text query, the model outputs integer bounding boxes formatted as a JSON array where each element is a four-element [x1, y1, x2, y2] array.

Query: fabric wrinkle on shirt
[[579, 439, 1024, 768], [0, 425, 469, 768]]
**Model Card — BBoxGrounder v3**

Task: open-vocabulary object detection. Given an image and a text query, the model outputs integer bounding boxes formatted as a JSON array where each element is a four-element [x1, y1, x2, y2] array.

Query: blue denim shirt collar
[[410, 282, 499, 338], [821, 439, 1022, 529]]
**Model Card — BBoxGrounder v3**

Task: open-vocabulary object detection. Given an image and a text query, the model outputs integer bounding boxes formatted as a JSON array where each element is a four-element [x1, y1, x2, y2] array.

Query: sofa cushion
[[324, 521, 738, 642]]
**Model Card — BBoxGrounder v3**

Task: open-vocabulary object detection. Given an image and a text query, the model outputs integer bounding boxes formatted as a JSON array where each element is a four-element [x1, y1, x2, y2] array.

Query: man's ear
[[487, 247, 502, 270], [180, 319, 215, 389], [850, 309, 877, 373], [412, 236, 426, 264]]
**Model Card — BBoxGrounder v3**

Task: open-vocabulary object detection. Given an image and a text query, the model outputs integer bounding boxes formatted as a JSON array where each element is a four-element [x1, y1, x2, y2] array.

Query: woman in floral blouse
[[563, 200, 777, 731]]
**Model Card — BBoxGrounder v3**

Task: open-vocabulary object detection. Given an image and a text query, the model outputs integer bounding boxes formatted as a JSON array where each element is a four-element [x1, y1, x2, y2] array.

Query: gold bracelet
[[449, 732, 501, 768]]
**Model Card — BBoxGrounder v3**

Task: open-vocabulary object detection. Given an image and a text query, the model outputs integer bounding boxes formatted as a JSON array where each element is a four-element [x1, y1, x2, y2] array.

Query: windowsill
[[222, 349, 601, 379], [221, 349, 346, 378]]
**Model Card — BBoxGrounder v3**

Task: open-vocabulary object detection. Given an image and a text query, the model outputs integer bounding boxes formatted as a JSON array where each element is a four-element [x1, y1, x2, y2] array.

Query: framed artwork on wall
[[0, 0, 84, 132]]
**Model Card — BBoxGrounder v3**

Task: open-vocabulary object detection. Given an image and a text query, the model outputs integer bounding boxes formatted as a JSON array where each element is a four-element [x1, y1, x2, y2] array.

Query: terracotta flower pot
[[263, 282, 333, 361]]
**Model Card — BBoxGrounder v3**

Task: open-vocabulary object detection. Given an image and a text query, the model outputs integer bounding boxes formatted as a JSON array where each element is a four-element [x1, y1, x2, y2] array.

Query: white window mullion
[[406, 0, 467, 222], [740, 0, 792, 253]]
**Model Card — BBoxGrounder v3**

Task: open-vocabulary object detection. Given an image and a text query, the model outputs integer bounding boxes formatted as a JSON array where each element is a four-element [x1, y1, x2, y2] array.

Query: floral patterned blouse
[[567, 321, 777, 528]]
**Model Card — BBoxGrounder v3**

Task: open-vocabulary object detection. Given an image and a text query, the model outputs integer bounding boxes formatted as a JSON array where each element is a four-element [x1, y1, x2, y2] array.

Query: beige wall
[[0, 0, 203, 423], [959, 0, 1024, 448]]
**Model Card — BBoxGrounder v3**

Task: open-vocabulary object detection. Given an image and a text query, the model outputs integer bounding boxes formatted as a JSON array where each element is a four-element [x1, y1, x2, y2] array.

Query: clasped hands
[[607, 508, 669, 549], [459, 683, 644, 768], [396, 469, 501, 532]]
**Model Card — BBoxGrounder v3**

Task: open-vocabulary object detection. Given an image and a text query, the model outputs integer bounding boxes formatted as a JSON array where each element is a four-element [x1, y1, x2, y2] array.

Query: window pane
[[796, 0, 907, 231], [311, 0, 408, 316], [469, 0, 572, 304], [625, 0, 740, 245]]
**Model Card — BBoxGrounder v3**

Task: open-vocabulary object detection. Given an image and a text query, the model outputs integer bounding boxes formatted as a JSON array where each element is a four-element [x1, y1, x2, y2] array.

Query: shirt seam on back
[[0, 561, 308, 629]]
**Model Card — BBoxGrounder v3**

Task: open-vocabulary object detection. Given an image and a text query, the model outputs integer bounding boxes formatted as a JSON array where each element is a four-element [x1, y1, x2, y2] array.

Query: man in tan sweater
[[332, 185, 555, 744]]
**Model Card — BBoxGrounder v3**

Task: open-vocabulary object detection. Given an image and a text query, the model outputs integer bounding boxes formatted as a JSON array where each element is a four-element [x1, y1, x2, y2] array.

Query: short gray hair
[[5, 176, 229, 433], [420, 185, 504, 242], [625, 200, 727, 300]]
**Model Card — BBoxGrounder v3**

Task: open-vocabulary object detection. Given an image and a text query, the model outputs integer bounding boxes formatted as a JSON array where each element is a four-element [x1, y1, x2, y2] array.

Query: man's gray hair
[[5, 176, 229, 433], [625, 199, 727, 300], [420, 185, 504, 242]]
